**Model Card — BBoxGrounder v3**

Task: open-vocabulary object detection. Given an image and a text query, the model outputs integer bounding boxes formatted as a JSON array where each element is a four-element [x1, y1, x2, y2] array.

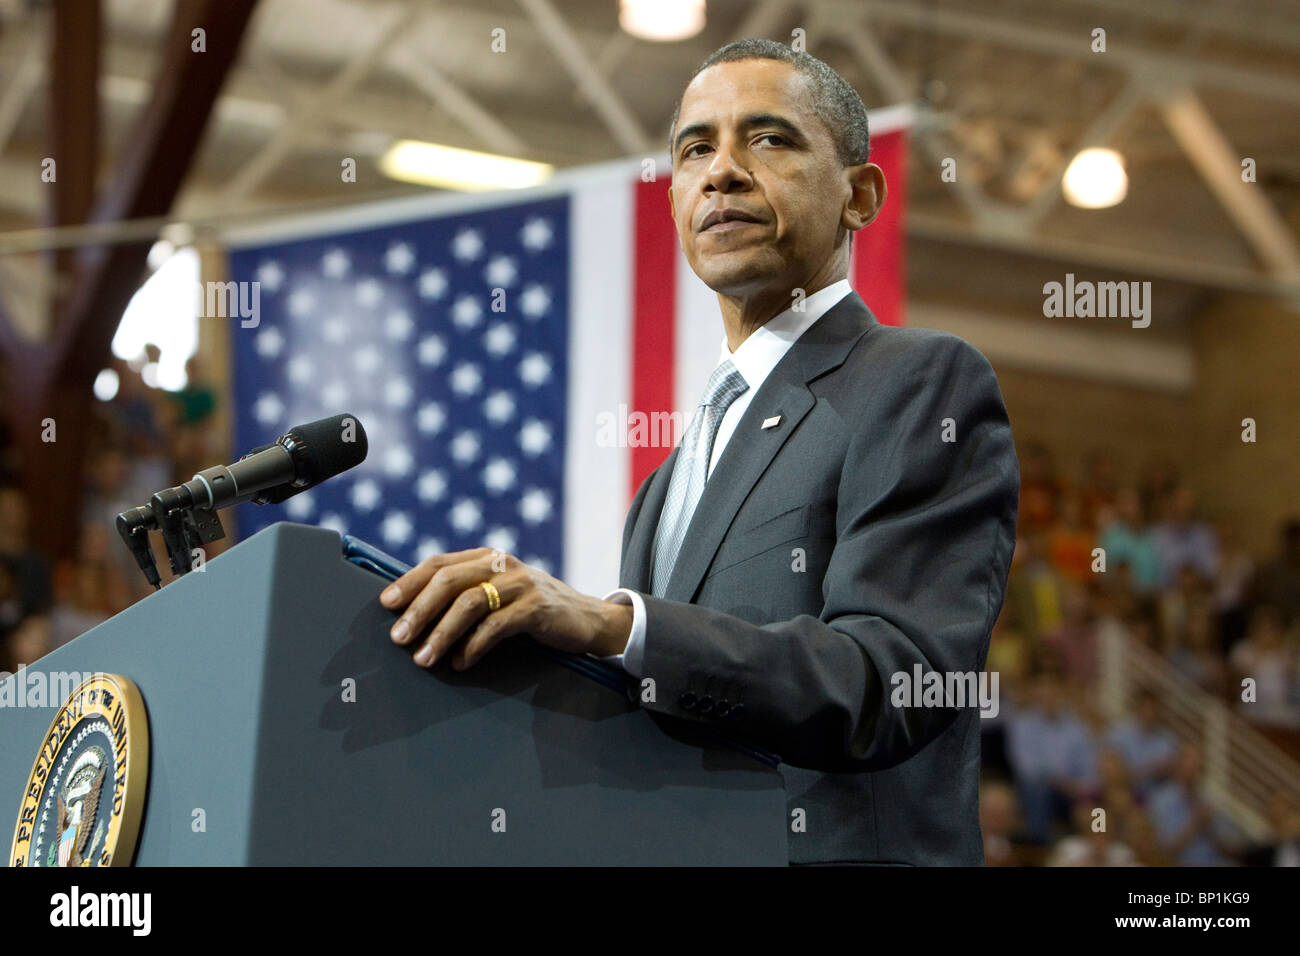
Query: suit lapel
[[631, 291, 877, 604]]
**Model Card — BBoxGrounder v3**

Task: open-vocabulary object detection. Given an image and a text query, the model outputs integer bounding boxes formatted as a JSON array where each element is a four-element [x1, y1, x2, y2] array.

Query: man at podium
[[380, 40, 1019, 865]]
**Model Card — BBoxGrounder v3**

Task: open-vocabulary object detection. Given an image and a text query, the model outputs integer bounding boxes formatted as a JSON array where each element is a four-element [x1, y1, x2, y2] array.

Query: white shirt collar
[[717, 279, 854, 388]]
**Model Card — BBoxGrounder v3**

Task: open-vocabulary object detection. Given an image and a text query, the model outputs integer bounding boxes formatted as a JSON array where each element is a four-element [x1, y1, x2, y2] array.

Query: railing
[[1097, 626, 1300, 841]]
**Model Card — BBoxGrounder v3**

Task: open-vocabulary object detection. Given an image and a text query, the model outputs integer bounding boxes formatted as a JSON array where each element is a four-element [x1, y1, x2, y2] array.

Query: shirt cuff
[[596, 587, 647, 678]]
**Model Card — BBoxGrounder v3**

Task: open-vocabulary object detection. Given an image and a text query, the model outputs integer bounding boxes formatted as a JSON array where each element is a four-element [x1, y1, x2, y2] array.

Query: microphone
[[180, 412, 368, 511], [116, 414, 368, 582]]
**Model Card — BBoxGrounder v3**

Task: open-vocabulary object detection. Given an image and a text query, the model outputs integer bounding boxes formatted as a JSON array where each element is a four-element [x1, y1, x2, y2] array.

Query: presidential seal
[[9, 673, 149, 867]]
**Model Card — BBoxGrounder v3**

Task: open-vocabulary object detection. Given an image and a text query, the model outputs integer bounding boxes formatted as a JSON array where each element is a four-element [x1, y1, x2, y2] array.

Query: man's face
[[669, 59, 880, 297]]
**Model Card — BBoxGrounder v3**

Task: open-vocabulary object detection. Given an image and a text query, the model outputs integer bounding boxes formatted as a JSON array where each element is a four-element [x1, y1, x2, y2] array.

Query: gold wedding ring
[[478, 580, 501, 612]]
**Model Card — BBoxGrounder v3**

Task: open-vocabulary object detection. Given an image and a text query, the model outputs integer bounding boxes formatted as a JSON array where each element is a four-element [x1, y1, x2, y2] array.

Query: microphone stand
[[116, 492, 227, 588]]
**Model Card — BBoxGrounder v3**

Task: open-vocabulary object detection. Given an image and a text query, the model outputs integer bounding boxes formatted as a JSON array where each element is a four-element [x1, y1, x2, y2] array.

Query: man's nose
[[705, 141, 753, 191]]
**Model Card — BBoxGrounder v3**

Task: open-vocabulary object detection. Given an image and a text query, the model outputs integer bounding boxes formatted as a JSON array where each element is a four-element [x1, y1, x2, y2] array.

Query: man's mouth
[[700, 208, 764, 232]]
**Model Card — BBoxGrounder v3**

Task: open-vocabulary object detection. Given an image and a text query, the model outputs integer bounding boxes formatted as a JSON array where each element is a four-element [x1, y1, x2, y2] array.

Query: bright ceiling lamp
[[379, 140, 554, 192], [1062, 147, 1128, 209], [620, 0, 706, 42]]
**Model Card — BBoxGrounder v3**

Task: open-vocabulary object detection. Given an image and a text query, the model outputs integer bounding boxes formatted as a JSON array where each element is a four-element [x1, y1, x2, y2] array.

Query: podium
[[1, 522, 787, 865]]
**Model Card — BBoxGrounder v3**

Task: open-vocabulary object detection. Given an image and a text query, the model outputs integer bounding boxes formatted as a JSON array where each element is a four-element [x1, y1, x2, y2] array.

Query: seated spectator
[[1254, 518, 1300, 629], [1212, 520, 1254, 654], [1150, 484, 1219, 590], [1042, 581, 1099, 688], [1169, 604, 1228, 698], [1096, 488, 1162, 595], [1241, 791, 1300, 867], [1005, 674, 1100, 844], [1046, 799, 1138, 866], [1157, 564, 1215, 653], [1018, 441, 1062, 534], [1228, 604, 1297, 728], [979, 779, 1022, 866], [1105, 691, 1179, 798], [1048, 491, 1094, 583], [1147, 744, 1241, 865], [0, 485, 53, 620]]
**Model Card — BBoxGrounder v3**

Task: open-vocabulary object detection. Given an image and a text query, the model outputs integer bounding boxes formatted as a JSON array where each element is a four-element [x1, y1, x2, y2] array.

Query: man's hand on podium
[[379, 547, 633, 670]]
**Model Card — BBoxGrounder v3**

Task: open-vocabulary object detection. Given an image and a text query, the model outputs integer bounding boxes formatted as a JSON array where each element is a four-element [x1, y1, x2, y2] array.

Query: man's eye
[[755, 133, 786, 146], [683, 143, 710, 158]]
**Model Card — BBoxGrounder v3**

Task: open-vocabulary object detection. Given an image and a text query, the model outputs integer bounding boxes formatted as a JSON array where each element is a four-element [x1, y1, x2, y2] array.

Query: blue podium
[[1, 522, 787, 865]]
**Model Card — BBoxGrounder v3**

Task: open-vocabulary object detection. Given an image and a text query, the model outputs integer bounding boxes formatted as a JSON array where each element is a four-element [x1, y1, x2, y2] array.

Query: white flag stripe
[[564, 180, 633, 595]]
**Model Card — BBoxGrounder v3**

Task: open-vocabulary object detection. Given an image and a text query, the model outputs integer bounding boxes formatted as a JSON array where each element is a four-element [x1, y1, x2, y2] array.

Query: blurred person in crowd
[[1150, 484, 1218, 590], [1096, 748, 1136, 811], [1048, 490, 1094, 583], [1005, 529, 1065, 642], [0, 484, 53, 620], [1046, 799, 1138, 866], [105, 353, 174, 502], [1228, 604, 1297, 728], [0, 559, 50, 671], [1096, 488, 1162, 595], [1136, 459, 1178, 536], [1125, 606, 1163, 654], [1169, 603, 1228, 699], [1254, 518, 1300, 628], [1006, 673, 1100, 844], [49, 524, 134, 649], [1017, 440, 1061, 534], [979, 778, 1023, 866], [1241, 791, 1300, 867], [1211, 520, 1254, 654], [1105, 690, 1178, 799], [982, 607, 1027, 779], [167, 354, 220, 483], [1042, 580, 1100, 688], [80, 444, 157, 602], [1147, 744, 1242, 865], [1079, 450, 1119, 531], [1157, 564, 1215, 652]]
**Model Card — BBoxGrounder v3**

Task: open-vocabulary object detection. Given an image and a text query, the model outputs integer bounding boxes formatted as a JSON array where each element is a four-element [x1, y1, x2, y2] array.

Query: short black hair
[[667, 38, 871, 168]]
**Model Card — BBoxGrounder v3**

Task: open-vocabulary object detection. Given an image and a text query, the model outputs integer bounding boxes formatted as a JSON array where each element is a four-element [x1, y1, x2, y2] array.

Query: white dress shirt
[[599, 279, 854, 676]]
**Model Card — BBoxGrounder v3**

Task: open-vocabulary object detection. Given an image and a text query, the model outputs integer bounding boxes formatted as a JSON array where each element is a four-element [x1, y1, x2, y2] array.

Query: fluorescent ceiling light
[[379, 140, 554, 192], [620, 0, 706, 42], [1062, 147, 1128, 209]]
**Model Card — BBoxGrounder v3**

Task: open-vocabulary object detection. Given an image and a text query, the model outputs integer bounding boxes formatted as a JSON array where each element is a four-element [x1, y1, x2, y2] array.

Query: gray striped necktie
[[651, 358, 749, 597]]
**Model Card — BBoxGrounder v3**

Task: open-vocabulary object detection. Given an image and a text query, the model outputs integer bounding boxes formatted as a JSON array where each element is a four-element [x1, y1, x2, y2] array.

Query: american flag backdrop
[[225, 110, 910, 597]]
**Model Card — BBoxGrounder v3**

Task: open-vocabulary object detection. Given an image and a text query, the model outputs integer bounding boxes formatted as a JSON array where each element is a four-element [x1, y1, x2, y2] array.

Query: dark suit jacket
[[618, 290, 1019, 865]]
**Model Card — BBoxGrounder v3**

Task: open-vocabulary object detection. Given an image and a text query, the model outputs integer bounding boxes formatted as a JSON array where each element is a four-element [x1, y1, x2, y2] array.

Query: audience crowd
[[981, 442, 1300, 866]]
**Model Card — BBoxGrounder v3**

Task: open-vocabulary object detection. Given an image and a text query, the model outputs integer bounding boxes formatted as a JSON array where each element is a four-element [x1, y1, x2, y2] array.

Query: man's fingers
[[451, 598, 534, 670], [380, 547, 491, 610], [409, 571, 526, 666], [389, 553, 494, 645]]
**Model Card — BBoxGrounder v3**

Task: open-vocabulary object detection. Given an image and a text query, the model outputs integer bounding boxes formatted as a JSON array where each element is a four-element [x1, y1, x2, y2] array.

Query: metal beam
[[844, 0, 1300, 106], [515, 0, 650, 155], [47, 0, 101, 317], [0, 14, 45, 154], [1158, 90, 1300, 279], [831, 15, 1023, 232], [1016, 78, 1146, 228], [389, 45, 528, 156], [218, 0, 422, 202]]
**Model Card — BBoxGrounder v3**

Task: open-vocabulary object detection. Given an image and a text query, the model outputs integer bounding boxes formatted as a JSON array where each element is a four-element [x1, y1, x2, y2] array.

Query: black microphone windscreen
[[288, 413, 368, 485]]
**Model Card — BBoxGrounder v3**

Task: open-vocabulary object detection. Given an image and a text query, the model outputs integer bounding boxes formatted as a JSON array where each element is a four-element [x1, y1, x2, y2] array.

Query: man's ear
[[844, 163, 886, 232], [668, 184, 676, 222]]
